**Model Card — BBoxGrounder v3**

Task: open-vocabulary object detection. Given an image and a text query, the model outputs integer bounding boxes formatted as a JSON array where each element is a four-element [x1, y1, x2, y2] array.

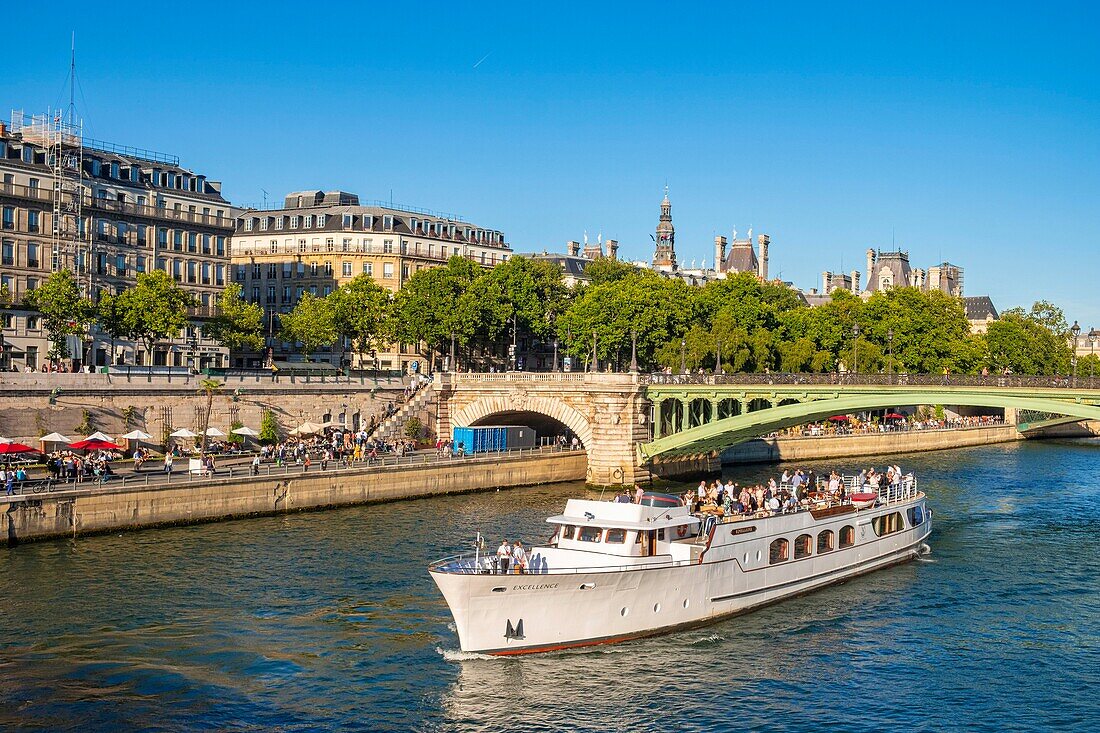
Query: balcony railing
[[0, 181, 231, 229]]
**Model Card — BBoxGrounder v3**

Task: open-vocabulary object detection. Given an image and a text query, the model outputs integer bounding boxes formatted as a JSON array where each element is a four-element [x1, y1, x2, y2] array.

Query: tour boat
[[429, 476, 931, 655]]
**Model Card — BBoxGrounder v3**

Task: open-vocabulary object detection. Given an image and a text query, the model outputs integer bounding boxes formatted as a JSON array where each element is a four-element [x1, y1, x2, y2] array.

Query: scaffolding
[[11, 109, 91, 296]]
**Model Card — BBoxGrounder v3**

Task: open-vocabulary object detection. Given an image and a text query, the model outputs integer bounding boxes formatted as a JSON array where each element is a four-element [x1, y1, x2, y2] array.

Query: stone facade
[[0, 372, 407, 446]]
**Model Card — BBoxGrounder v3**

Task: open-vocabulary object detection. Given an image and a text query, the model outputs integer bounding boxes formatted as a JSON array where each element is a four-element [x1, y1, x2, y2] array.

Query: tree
[[259, 409, 280, 445], [387, 256, 482, 367], [583, 257, 638, 286], [982, 312, 1071, 375], [197, 379, 223, 454], [205, 283, 265, 352], [95, 292, 128, 365], [280, 292, 337, 359], [559, 270, 695, 370], [108, 271, 197, 362], [330, 274, 391, 367], [404, 416, 423, 441], [1003, 300, 1070, 338], [23, 270, 93, 360]]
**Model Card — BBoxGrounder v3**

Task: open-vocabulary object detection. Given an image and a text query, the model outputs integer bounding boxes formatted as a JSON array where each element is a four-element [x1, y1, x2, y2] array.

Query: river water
[[1, 440, 1097, 732]]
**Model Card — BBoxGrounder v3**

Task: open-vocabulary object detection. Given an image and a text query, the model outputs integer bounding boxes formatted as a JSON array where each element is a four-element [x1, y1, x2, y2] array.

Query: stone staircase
[[371, 385, 437, 442]]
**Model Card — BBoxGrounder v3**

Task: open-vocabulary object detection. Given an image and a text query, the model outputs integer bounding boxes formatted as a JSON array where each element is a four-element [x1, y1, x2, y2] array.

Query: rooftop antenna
[[261, 188, 269, 208], [891, 226, 895, 249], [68, 32, 76, 126]]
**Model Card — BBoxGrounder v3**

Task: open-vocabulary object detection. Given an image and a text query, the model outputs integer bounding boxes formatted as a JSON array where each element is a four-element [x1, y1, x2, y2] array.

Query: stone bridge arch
[[449, 394, 594, 451]]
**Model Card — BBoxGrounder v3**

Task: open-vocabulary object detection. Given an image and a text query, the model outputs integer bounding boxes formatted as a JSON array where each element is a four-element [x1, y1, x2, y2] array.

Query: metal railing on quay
[[643, 372, 1091, 389], [0, 445, 584, 502]]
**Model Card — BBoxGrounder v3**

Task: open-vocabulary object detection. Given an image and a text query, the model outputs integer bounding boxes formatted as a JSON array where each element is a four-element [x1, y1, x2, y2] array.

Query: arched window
[[794, 534, 813, 559], [839, 525, 855, 548], [817, 530, 835, 554], [769, 538, 789, 564]]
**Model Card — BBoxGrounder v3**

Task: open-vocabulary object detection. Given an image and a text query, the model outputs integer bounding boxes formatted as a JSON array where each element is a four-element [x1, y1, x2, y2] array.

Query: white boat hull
[[431, 495, 932, 654]]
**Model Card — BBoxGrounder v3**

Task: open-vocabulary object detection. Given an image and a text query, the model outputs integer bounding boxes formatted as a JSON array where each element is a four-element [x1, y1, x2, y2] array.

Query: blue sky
[[6, 2, 1099, 325]]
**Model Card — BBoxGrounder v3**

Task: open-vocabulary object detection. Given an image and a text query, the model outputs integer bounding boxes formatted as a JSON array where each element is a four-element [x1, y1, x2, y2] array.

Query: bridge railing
[[643, 372, 1089, 389]]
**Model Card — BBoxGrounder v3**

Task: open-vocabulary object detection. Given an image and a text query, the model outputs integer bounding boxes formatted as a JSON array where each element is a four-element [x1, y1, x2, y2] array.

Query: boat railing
[[428, 553, 697, 576]]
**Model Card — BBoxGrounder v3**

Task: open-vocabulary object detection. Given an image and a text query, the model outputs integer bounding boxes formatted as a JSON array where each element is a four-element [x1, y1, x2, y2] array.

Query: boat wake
[[437, 646, 498, 662], [689, 633, 726, 646]]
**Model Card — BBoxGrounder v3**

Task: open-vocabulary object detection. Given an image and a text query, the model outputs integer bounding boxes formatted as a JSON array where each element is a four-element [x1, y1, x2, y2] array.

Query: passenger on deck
[[634, 484, 644, 504], [512, 541, 528, 574], [497, 540, 511, 574]]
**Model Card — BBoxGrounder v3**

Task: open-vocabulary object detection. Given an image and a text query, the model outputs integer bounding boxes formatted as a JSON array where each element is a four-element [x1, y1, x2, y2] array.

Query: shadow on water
[[0, 440, 1097, 732]]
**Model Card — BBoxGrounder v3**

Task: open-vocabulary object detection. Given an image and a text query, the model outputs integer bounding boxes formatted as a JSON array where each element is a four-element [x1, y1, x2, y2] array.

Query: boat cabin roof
[[545, 498, 699, 531]]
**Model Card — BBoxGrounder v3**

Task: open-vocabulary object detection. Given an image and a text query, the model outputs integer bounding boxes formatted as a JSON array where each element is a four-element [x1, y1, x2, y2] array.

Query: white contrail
[[473, 51, 492, 69]]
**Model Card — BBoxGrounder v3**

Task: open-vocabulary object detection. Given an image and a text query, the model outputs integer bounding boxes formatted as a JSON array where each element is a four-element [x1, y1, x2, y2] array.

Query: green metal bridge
[[639, 373, 1100, 459]]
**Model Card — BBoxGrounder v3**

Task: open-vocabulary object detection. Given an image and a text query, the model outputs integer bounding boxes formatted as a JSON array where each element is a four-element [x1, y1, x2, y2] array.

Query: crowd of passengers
[[611, 465, 911, 521]]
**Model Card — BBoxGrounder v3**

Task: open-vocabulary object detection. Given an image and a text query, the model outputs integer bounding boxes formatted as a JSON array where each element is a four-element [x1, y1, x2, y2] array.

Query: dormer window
[[303, 215, 312, 229], [244, 218, 254, 232], [363, 214, 372, 229], [317, 214, 326, 227], [343, 214, 353, 229], [259, 217, 268, 231], [290, 215, 299, 228], [274, 216, 283, 230], [383, 215, 393, 231]]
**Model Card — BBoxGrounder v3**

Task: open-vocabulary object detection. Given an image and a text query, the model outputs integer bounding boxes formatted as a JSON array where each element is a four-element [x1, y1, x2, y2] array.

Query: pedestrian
[[496, 539, 511, 574], [164, 453, 173, 475], [251, 454, 260, 476], [511, 540, 528, 574]]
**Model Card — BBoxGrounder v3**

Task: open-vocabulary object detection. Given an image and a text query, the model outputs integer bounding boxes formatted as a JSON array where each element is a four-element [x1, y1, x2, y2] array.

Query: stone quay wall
[[0, 372, 407, 446], [720, 424, 1022, 465], [1, 449, 587, 546]]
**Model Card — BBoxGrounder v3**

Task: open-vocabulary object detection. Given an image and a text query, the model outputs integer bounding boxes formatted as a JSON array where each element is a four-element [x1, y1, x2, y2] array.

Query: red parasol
[[68, 438, 122, 451], [883, 412, 907, 420], [827, 415, 850, 422], [0, 442, 43, 455]]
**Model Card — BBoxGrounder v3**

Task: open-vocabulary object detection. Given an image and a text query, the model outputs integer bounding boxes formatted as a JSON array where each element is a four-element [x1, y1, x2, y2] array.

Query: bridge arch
[[450, 394, 594, 451], [641, 388, 1100, 459]]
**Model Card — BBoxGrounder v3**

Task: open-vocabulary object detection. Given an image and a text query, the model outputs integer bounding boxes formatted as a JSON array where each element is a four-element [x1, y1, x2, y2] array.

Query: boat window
[[794, 534, 812, 559], [635, 531, 644, 544], [559, 525, 576, 541], [907, 506, 924, 527], [769, 538, 789, 564], [872, 512, 904, 537], [605, 528, 627, 544], [578, 526, 603, 543], [839, 525, 855, 548], [817, 530, 834, 553]]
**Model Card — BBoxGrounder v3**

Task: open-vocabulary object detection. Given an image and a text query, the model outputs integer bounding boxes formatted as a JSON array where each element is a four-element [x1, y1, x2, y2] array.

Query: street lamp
[[591, 329, 598, 372], [715, 339, 724, 377], [630, 330, 638, 373], [552, 338, 559, 372], [886, 328, 894, 384], [680, 338, 687, 375], [449, 330, 456, 373], [851, 324, 860, 376], [510, 314, 518, 371], [1071, 320, 1081, 388], [1090, 330, 1096, 389]]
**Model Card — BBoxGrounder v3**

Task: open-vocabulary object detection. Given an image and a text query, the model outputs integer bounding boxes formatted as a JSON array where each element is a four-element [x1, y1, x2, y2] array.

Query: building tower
[[652, 186, 677, 271]]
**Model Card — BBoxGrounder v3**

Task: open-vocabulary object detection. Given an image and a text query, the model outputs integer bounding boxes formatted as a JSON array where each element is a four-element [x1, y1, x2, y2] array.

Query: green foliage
[[582, 257, 638, 286], [259, 409, 280, 445], [122, 405, 138, 428], [404, 416, 424, 440], [76, 408, 94, 436], [387, 256, 481, 359], [558, 270, 696, 370], [982, 311, 1071, 375], [228, 419, 245, 444], [1003, 300, 1069, 338], [99, 271, 197, 357], [330, 274, 391, 363], [280, 292, 338, 357], [23, 270, 94, 359], [471, 256, 568, 340], [205, 283, 265, 351]]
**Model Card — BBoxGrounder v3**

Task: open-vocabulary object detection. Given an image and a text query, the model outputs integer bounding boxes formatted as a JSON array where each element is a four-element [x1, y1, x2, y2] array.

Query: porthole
[[653, 603, 661, 613], [491, 587, 506, 593], [756, 550, 762, 562], [620, 607, 629, 617], [743, 552, 749, 565], [579, 582, 595, 590], [682, 599, 690, 609]]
